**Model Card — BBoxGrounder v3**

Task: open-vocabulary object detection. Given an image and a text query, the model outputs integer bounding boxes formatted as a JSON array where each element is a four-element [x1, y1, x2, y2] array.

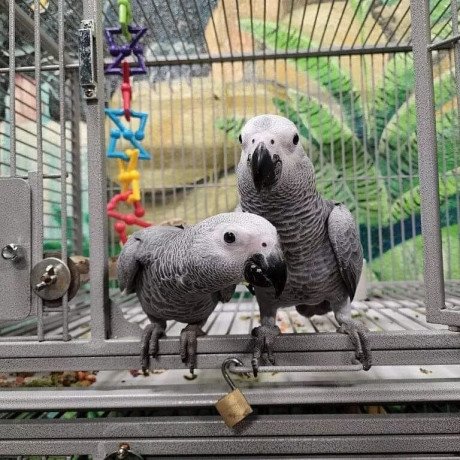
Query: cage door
[[0, 177, 31, 320]]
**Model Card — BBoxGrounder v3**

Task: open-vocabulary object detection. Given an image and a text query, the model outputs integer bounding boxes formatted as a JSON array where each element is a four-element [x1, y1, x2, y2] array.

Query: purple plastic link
[[104, 25, 147, 75]]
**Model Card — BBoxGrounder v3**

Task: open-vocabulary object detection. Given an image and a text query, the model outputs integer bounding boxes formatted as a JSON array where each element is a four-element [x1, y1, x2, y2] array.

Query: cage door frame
[[410, 0, 460, 328], [81, 0, 111, 339]]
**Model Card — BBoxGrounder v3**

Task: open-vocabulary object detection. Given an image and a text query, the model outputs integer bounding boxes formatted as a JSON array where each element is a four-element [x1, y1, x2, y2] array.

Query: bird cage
[[0, 0, 460, 457]]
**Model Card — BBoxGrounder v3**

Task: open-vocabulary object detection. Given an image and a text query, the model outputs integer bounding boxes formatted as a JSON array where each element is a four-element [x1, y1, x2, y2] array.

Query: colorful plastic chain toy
[[104, 1, 153, 246]]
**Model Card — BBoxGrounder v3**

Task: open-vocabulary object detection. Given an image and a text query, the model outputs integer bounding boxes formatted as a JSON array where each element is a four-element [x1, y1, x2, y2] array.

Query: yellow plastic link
[[117, 148, 141, 203]]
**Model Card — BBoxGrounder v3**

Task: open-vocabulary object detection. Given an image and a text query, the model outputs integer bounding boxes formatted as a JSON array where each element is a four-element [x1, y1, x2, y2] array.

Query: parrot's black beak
[[244, 251, 287, 298], [250, 142, 278, 192]]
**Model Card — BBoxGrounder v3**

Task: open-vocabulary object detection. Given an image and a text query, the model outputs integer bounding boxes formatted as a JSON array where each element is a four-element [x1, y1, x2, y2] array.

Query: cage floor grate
[[1, 281, 460, 340], [118, 281, 460, 337]]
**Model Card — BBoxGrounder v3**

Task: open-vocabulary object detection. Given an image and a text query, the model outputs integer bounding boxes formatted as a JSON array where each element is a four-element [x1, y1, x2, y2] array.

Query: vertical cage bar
[[157, 76, 166, 223], [29, 172, 43, 334], [33, 0, 44, 340], [409, 0, 446, 320], [168, 66, 178, 222], [59, 0, 70, 340], [8, 0, 16, 176], [70, 72, 83, 256], [449, 0, 460, 283], [451, 0, 460, 127], [405, 55, 419, 278], [83, 0, 110, 340]]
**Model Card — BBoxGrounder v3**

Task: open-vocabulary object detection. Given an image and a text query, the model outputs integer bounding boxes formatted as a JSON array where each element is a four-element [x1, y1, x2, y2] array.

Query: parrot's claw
[[140, 322, 166, 374], [251, 357, 259, 378], [251, 324, 280, 377], [337, 319, 372, 371], [180, 324, 206, 373]]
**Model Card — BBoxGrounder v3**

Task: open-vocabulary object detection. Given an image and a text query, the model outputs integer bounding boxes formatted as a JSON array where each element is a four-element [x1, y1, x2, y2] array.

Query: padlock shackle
[[221, 357, 245, 391]]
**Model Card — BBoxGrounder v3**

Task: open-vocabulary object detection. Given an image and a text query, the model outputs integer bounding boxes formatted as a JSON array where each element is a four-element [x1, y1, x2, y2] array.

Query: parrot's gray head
[[239, 114, 311, 192], [195, 213, 287, 298]]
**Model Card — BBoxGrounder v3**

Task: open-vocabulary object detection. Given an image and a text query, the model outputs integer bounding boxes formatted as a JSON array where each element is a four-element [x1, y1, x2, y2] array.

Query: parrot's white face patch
[[195, 212, 280, 264], [240, 114, 300, 155], [210, 221, 279, 259]]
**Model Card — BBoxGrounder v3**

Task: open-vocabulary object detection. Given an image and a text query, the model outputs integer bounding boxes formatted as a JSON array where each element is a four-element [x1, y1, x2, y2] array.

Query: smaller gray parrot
[[117, 212, 287, 373]]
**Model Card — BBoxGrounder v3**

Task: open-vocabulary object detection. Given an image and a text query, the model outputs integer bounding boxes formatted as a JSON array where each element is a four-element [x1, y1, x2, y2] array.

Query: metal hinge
[[78, 19, 98, 100]]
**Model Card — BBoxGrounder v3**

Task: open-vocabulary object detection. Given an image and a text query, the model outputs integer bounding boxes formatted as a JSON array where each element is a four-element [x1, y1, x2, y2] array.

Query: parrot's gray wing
[[117, 226, 183, 294], [327, 204, 363, 301], [216, 284, 237, 303]]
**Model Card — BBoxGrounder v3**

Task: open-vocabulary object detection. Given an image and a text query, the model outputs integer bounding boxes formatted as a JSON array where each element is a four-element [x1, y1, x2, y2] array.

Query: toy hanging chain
[[104, 0, 152, 245]]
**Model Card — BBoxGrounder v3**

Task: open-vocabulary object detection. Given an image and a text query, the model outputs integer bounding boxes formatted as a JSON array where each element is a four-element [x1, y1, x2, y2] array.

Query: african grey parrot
[[117, 212, 287, 373], [236, 114, 371, 374]]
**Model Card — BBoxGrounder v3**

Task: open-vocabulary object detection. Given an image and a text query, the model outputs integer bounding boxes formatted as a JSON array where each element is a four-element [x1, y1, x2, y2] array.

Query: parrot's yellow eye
[[224, 232, 236, 243]]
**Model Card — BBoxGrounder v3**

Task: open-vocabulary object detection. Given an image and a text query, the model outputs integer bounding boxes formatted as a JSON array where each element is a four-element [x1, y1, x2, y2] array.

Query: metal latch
[[104, 443, 143, 460], [0, 177, 31, 320], [78, 19, 97, 100]]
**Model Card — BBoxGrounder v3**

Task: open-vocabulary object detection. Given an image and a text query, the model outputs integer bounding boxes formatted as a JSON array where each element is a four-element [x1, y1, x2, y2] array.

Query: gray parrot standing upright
[[117, 212, 287, 373], [236, 114, 371, 374]]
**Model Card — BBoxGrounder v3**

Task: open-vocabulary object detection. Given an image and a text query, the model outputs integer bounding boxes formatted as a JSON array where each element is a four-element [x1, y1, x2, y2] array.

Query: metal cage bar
[[70, 71, 83, 256], [82, 0, 110, 341], [410, 0, 447, 323]]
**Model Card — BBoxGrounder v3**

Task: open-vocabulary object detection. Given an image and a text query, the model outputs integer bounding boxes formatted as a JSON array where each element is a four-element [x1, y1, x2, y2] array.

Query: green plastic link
[[118, 0, 132, 40]]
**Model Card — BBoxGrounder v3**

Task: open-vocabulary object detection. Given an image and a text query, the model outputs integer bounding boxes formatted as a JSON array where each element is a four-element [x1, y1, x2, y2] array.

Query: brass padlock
[[215, 357, 253, 428]]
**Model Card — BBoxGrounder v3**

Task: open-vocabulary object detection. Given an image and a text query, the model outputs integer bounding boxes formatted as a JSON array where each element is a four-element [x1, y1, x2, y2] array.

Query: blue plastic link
[[105, 108, 151, 160]]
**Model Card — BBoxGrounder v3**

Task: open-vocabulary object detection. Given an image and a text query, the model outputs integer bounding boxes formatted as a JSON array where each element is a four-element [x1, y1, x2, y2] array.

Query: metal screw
[[1, 244, 18, 260], [85, 88, 94, 98]]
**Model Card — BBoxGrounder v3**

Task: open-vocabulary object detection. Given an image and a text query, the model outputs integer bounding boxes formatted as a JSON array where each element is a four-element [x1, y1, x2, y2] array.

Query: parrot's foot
[[180, 324, 206, 374], [251, 324, 280, 377], [337, 319, 372, 371], [141, 322, 166, 374]]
